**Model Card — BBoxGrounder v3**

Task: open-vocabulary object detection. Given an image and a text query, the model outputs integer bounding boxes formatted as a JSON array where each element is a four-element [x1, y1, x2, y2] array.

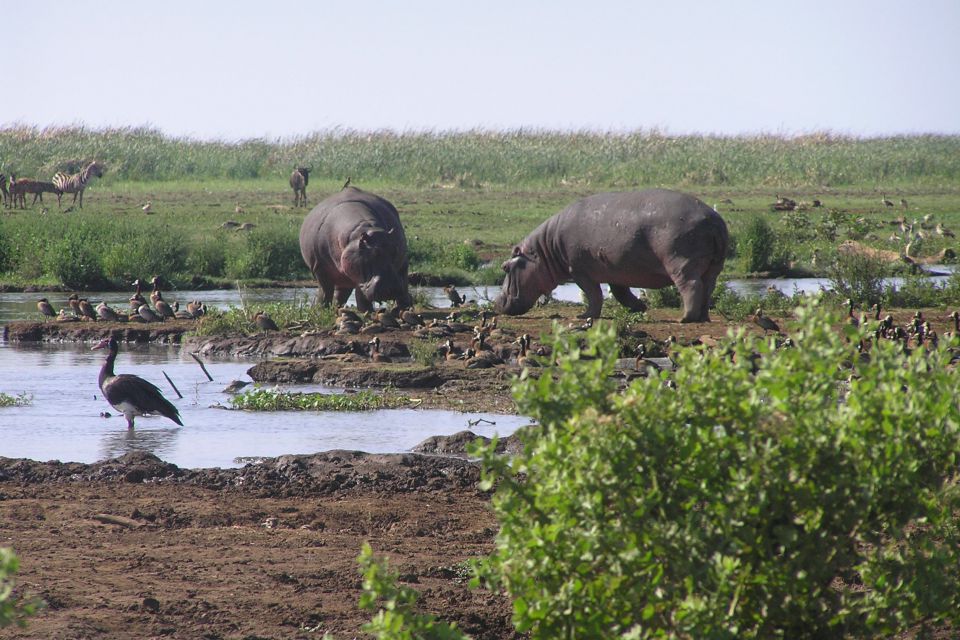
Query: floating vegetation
[[0, 392, 33, 408], [229, 388, 413, 411]]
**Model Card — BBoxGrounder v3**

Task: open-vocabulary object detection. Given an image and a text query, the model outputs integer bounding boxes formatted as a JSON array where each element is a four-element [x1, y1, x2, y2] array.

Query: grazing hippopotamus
[[495, 189, 729, 322], [299, 186, 412, 312]]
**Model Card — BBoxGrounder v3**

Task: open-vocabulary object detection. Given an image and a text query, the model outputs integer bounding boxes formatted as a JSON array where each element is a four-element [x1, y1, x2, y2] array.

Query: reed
[[3, 125, 959, 188]]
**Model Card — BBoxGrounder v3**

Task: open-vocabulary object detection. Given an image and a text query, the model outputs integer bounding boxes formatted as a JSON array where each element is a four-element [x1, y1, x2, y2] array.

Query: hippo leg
[[573, 277, 604, 319], [699, 265, 723, 322], [674, 276, 706, 323], [316, 282, 335, 307], [353, 289, 374, 313], [334, 286, 356, 309], [609, 285, 647, 313]]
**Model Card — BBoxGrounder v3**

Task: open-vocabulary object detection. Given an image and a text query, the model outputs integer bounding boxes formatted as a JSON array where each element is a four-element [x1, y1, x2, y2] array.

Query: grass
[[2, 127, 960, 293], [229, 388, 412, 411]]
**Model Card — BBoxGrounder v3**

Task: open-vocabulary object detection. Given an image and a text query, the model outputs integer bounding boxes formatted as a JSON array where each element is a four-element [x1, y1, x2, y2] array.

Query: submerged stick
[[190, 352, 214, 382], [162, 371, 183, 399]]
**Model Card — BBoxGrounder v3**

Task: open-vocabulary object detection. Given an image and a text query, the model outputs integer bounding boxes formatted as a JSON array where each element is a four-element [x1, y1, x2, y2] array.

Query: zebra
[[289, 167, 310, 207], [52, 160, 105, 209]]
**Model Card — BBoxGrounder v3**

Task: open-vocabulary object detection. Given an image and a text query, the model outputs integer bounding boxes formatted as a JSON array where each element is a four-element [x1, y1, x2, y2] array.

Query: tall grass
[[2, 125, 959, 188]]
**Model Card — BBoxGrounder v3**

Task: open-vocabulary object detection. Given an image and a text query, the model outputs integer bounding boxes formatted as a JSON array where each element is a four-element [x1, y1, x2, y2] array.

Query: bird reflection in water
[[99, 426, 181, 461]]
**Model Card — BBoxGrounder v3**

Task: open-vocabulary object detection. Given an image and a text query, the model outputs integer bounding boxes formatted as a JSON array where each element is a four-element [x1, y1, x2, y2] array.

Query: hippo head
[[494, 245, 552, 316], [341, 228, 407, 303]]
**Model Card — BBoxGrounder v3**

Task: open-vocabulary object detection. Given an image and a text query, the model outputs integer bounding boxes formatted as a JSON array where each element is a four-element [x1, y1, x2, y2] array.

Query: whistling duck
[[138, 304, 163, 323], [77, 298, 97, 321], [154, 292, 175, 320], [149, 276, 164, 306], [338, 307, 363, 324], [37, 298, 56, 320], [376, 308, 401, 329], [845, 298, 859, 327], [92, 336, 182, 430], [96, 301, 122, 322], [130, 279, 147, 311], [635, 343, 657, 371], [442, 338, 462, 361], [68, 293, 81, 316], [400, 308, 424, 327], [516, 334, 540, 368], [752, 308, 781, 334], [254, 310, 279, 331], [444, 284, 466, 307], [368, 336, 391, 362], [881, 194, 894, 207], [186, 300, 205, 318]]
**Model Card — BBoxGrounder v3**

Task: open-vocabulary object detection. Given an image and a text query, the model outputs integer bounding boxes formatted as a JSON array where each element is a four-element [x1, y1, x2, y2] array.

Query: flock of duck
[[36, 276, 206, 324]]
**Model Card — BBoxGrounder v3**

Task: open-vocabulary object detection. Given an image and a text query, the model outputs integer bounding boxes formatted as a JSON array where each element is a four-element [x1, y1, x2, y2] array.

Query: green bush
[[185, 236, 228, 278], [475, 302, 960, 638], [738, 216, 788, 274], [827, 251, 887, 304], [408, 239, 482, 273], [101, 230, 188, 281], [1, 548, 40, 628], [43, 231, 108, 289], [225, 227, 306, 280]]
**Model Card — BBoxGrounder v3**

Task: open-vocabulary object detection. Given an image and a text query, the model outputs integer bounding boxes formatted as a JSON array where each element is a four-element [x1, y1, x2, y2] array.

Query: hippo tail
[[709, 214, 731, 270]]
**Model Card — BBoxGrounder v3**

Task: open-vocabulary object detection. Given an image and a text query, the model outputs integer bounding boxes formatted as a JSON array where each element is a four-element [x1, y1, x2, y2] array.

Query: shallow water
[[0, 342, 528, 468], [2, 268, 955, 324]]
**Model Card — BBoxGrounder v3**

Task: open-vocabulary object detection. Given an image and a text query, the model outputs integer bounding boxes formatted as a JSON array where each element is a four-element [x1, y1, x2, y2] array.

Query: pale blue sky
[[6, 0, 959, 140]]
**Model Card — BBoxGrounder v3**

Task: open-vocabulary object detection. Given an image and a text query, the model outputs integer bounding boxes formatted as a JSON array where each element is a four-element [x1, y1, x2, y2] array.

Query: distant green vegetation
[[3, 125, 960, 188], [3, 126, 960, 292]]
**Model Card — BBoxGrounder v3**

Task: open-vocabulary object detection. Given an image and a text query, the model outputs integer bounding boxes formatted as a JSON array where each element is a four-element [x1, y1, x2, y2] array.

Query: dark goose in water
[[92, 337, 183, 430]]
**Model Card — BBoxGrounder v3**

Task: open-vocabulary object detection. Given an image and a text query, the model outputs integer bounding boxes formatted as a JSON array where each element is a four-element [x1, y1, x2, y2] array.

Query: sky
[[5, 0, 959, 141]]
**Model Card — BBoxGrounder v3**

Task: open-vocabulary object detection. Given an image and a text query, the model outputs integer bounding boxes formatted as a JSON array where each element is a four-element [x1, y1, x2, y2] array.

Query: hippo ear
[[360, 232, 371, 248], [512, 245, 522, 257]]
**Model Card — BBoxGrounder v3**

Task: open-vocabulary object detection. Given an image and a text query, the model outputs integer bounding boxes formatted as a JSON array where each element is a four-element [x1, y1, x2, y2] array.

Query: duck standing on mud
[[93, 336, 183, 430]]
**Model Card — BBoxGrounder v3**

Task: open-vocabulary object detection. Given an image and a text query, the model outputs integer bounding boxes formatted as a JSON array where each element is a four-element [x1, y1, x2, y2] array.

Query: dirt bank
[[0, 450, 521, 639]]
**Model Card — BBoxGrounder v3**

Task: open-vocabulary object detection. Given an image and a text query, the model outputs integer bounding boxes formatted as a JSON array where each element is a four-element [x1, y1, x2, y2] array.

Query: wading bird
[[92, 336, 182, 430]]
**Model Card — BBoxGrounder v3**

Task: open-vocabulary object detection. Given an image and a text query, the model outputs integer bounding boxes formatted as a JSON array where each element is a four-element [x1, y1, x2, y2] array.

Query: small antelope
[[290, 167, 311, 207]]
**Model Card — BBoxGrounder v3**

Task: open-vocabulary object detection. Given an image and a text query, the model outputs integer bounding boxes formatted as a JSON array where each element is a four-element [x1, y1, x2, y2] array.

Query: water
[[3, 268, 955, 324], [0, 342, 528, 468]]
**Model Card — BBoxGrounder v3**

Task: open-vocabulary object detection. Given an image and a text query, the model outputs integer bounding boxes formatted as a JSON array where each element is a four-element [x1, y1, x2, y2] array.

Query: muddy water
[[0, 343, 528, 468]]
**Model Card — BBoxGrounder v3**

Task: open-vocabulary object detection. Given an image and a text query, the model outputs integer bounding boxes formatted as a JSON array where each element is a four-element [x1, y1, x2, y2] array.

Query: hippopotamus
[[299, 186, 412, 312], [495, 189, 729, 322]]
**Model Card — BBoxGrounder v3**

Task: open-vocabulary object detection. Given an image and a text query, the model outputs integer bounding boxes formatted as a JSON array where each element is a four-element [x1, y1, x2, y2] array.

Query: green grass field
[[2, 126, 959, 292]]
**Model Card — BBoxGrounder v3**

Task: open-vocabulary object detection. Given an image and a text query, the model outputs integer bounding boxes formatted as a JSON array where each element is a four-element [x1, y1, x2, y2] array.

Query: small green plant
[[407, 339, 440, 366], [1, 548, 41, 629], [738, 216, 788, 274], [643, 285, 681, 309], [827, 251, 887, 304], [0, 392, 32, 408], [230, 388, 410, 411], [226, 227, 306, 280], [192, 300, 336, 336], [474, 303, 960, 638], [358, 543, 471, 640]]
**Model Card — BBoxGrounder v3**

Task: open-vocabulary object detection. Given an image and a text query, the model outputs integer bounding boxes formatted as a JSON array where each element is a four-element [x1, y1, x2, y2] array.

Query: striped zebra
[[52, 160, 105, 209], [289, 167, 310, 207]]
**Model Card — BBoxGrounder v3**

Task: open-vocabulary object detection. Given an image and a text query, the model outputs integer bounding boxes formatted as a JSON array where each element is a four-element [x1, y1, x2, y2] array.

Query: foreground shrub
[[476, 302, 960, 638], [1, 548, 40, 628], [358, 543, 470, 640]]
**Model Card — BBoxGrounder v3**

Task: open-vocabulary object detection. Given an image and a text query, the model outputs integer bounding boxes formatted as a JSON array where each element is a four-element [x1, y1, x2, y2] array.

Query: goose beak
[[92, 339, 110, 350]]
